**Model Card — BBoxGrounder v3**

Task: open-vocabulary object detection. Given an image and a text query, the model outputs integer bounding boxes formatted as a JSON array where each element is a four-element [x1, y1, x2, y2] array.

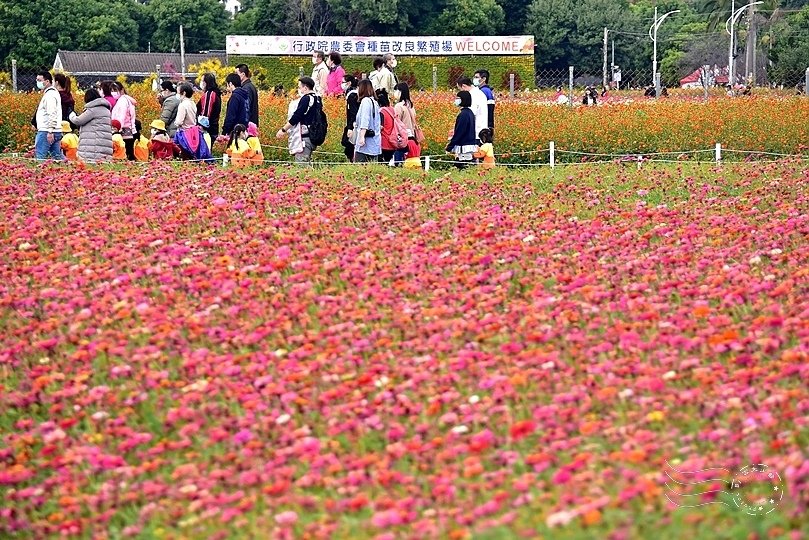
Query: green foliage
[[230, 54, 535, 90], [768, 5, 809, 81], [147, 0, 230, 53], [435, 0, 506, 34]]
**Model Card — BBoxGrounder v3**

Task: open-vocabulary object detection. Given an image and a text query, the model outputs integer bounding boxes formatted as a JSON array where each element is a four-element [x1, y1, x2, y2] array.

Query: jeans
[[295, 138, 314, 164], [393, 148, 407, 166], [35, 131, 64, 161]]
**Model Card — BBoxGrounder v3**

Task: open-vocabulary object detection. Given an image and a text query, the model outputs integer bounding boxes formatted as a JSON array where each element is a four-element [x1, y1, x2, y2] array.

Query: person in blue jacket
[[445, 90, 477, 169], [474, 69, 495, 139], [222, 73, 251, 138]]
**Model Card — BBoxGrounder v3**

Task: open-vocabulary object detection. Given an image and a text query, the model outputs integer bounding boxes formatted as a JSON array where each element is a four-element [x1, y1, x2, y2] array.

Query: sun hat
[[150, 119, 166, 131], [61, 121, 72, 133]]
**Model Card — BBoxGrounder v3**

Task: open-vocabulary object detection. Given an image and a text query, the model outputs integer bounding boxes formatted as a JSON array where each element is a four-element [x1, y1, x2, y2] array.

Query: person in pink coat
[[110, 82, 138, 160], [325, 51, 346, 97]]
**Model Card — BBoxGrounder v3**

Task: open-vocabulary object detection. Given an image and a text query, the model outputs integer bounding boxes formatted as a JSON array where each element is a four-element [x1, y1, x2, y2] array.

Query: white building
[[224, 0, 241, 16]]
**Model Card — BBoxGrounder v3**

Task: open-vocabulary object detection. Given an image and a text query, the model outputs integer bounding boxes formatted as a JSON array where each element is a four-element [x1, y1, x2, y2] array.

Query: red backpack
[[382, 107, 408, 149]]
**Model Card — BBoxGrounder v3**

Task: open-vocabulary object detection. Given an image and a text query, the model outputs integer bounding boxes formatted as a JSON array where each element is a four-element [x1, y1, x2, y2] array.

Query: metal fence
[[3, 62, 809, 94]]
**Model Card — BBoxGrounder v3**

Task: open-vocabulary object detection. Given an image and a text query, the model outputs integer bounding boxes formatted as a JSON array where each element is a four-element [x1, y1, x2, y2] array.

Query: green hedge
[[230, 55, 533, 92]]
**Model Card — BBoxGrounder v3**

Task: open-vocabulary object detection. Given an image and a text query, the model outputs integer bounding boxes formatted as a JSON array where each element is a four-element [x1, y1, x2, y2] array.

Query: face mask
[[390, 60, 398, 68], [473, 77, 481, 86], [341, 82, 350, 91], [112, 92, 120, 98], [36, 81, 45, 90], [454, 98, 462, 106], [393, 90, 401, 100], [312, 57, 318, 64], [151, 129, 157, 137], [200, 82, 206, 91]]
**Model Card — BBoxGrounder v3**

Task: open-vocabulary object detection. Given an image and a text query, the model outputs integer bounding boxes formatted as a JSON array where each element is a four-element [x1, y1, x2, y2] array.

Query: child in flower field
[[147, 119, 179, 160], [111, 120, 126, 160], [133, 120, 149, 162], [245, 122, 264, 165], [60, 121, 79, 162], [198, 116, 212, 156], [226, 124, 255, 167], [403, 138, 422, 169], [473, 128, 495, 170]]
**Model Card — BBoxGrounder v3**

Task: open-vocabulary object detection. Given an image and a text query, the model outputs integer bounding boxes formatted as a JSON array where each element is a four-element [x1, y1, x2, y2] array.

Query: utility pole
[[728, 0, 735, 86], [179, 25, 186, 80], [603, 27, 608, 89]]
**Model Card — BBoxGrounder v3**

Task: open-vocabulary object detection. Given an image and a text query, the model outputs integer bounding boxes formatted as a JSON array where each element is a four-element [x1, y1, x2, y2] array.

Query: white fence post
[[568, 66, 574, 107], [715, 143, 722, 163], [549, 141, 555, 168], [805, 67, 809, 95], [424, 156, 430, 171], [432, 66, 437, 94], [509, 74, 515, 98], [11, 59, 17, 92]]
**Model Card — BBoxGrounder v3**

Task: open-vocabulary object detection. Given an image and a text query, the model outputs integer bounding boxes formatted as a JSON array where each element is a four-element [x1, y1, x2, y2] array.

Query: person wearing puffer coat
[[68, 88, 113, 163]]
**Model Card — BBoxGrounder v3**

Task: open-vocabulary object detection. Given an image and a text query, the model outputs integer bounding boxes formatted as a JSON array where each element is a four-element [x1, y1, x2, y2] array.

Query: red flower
[[509, 420, 536, 440]]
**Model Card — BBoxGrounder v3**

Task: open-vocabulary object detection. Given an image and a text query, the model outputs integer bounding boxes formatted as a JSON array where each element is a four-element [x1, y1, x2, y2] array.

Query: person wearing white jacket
[[34, 70, 63, 160]]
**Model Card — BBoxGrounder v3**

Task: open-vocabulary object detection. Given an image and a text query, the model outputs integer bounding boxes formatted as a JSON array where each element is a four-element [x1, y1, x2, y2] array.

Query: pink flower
[[274, 510, 298, 526]]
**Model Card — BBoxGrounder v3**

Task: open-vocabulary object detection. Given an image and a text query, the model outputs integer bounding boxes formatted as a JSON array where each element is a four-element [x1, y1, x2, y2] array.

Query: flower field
[[1, 159, 807, 539], [1, 89, 808, 164]]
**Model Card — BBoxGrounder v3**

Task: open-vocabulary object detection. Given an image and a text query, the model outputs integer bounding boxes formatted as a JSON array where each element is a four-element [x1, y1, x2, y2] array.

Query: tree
[[0, 0, 145, 67], [146, 0, 230, 53], [434, 0, 505, 35], [768, 5, 809, 82], [525, 0, 576, 69]]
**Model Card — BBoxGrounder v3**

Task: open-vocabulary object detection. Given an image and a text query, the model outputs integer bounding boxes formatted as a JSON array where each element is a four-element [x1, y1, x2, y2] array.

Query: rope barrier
[[3, 145, 806, 169]]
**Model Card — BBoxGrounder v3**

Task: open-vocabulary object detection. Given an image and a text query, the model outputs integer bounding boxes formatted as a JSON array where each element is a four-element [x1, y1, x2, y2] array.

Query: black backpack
[[306, 95, 328, 146]]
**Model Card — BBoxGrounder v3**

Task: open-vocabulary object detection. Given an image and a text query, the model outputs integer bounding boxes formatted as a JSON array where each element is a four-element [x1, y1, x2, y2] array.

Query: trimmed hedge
[[229, 55, 534, 92]]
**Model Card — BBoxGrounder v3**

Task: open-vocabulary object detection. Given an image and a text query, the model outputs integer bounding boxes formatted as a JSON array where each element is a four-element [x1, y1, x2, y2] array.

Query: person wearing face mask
[[446, 90, 477, 169], [473, 69, 495, 139], [147, 119, 179, 160], [276, 77, 320, 164], [325, 51, 346, 97], [235, 64, 259, 125], [311, 51, 329, 96], [340, 75, 360, 162], [33, 70, 64, 161], [100, 80, 119, 109], [222, 73, 251, 140], [393, 82, 420, 166], [110, 82, 138, 160], [159, 81, 181, 138], [456, 77, 487, 145], [196, 73, 221, 139], [376, 53, 397, 96]]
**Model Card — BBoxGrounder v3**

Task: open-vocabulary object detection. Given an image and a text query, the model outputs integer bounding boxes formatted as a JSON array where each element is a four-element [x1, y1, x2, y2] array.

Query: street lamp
[[649, 7, 680, 87], [726, 1, 763, 87]]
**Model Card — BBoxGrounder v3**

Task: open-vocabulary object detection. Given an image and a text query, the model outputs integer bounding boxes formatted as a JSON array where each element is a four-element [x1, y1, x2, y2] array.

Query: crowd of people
[[31, 56, 498, 169]]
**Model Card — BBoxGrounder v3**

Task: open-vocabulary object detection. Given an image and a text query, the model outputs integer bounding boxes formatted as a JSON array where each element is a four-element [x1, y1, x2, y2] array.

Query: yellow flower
[[646, 410, 666, 422]]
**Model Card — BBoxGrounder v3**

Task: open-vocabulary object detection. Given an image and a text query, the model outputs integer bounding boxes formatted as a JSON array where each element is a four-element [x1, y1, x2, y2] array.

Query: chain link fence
[[3, 61, 808, 94]]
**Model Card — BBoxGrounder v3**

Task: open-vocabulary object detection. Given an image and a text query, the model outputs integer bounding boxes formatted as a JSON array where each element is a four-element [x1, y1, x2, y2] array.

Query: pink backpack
[[383, 108, 408, 149]]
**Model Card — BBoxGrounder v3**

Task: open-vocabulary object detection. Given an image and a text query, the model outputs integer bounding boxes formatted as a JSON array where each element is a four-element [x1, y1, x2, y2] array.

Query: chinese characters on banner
[[226, 36, 535, 56]]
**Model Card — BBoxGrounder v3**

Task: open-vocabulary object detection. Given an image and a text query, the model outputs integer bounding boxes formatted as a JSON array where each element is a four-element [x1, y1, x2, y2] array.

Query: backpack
[[305, 95, 328, 146], [383, 107, 408, 149]]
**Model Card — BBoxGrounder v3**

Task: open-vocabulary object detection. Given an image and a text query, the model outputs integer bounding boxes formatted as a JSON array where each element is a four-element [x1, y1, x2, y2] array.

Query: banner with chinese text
[[226, 36, 534, 56]]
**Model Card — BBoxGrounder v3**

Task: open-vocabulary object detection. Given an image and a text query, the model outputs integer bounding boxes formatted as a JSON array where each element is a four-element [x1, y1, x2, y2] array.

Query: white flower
[[451, 425, 469, 434], [546, 510, 577, 528], [769, 248, 782, 256], [276, 414, 291, 425], [17, 242, 33, 251], [541, 361, 555, 370], [749, 255, 761, 265], [522, 234, 536, 243], [662, 371, 676, 380], [618, 389, 634, 400], [468, 395, 480, 404]]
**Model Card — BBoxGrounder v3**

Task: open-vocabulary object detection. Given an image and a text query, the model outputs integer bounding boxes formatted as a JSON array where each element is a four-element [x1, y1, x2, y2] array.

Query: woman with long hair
[[353, 79, 381, 163], [110, 81, 138, 160], [341, 75, 359, 162], [196, 73, 222, 139]]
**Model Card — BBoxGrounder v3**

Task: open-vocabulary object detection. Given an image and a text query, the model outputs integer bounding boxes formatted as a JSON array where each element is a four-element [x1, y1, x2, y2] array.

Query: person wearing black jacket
[[276, 77, 319, 163], [222, 73, 250, 138], [446, 90, 477, 169], [235, 64, 259, 126], [340, 75, 359, 162]]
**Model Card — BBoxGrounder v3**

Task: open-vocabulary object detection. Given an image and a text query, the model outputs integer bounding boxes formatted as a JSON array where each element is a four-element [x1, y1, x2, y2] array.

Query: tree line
[[2, 0, 808, 85]]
